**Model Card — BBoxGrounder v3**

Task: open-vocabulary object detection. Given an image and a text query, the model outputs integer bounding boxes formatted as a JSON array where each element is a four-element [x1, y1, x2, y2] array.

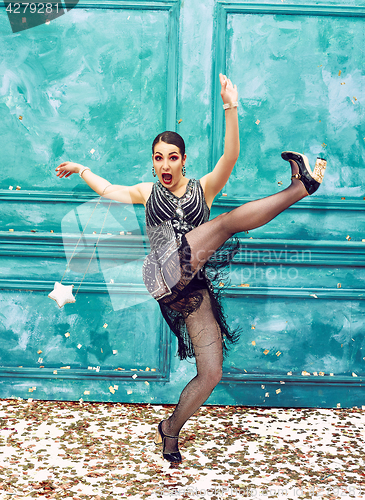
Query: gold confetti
[[302, 371, 311, 376], [330, 373, 334, 376], [145, 381, 150, 386], [337, 403, 341, 408], [114, 385, 118, 390], [362, 239, 365, 242], [60, 366, 71, 369], [338, 70, 341, 76], [313, 372, 318, 376], [263, 349, 269, 355], [341, 197, 346, 200], [109, 386, 115, 394], [9, 186, 13, 190], [310, 294, 318, 298], [277, 181, 283, 185], [19, 116, 23, 120], [145, 367, 150, 371], [352, 372, 358, 377], [16, 186, 21, 190], [341, 82, 345, 85], [131, 368, 137, 371], [346, 235, 351, 241], [84, 390, 90, 395], [113, 350, 118, 355], [65, 332, 70, 338], [90, 149, 95, 154], [37, 358, 43, 363], [319, 372, 325, 376], [178, 119, 182, 124], [37, 350, 42, 354], [219, 282, 224, 287], [9, 229, 14, 232], [127, 390, 132, 394], [276, 389, 281, 394], [255, 119, 260, 125], [132, 374, 138, 379], [287, 371, 292, 376], [77, 344, 82, 349], [103, 323, 108, 328], [251, 341, 256, 346], [45, 19, 50, 24], [337, 283, 341, 288], [50, 230, 54, 233], [322, 143, 327, 148], [251, 326, 255, 330], [354, 96, 358, 101], [53, 370, 57, 375], [265, 392, 269, 397], [276, 351, 281, 357], [318, 65, 322, 67], [151, 368, 156, 371], [222, 193, 227, 196], [261, 385, 265, 389], [239, 283, 250, 287]]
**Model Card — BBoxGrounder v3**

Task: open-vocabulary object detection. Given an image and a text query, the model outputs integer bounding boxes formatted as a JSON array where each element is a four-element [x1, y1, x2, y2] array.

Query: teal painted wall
[[0, 0, 364, 407]]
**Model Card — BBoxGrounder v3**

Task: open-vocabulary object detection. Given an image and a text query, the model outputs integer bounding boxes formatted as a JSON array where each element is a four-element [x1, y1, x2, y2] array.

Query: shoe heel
[[154, 426, 162, 445], [311, 157, 327, 184]]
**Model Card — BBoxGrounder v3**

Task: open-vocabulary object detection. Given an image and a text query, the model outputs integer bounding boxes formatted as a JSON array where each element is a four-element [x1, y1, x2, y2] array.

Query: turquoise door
[[1, 0, 364, 407]]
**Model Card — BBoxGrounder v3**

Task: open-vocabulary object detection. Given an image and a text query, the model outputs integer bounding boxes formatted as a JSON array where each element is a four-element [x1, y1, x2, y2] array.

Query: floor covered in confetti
[[0, 399, 364, 500]]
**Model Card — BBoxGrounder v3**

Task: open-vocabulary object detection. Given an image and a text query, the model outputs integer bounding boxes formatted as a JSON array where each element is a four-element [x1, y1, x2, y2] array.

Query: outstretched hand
[[55, 161, 83, 178], [219, 73, 238, 105]]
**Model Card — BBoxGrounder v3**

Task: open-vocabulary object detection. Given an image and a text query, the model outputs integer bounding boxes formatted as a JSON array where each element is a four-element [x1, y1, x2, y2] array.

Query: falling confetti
[[90, 149, 95, 154], [255, 119, 260, 125], [338, 70, 342, 76], [346, 235, 351, 241]]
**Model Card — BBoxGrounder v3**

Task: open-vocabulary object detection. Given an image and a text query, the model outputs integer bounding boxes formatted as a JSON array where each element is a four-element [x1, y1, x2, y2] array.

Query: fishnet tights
[[161, 172, 307, 453]]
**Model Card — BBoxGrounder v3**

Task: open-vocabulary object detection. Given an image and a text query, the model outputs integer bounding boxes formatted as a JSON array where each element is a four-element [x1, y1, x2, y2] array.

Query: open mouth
[[162, 173, 172, 184]]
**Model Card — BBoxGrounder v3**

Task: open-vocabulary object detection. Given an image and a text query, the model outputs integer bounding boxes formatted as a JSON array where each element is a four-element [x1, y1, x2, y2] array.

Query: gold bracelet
[[79, 167, 91, 178]]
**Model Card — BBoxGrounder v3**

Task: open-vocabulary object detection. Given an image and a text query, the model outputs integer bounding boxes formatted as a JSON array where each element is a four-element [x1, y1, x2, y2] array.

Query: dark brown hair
[[152, 131, 185, 157]]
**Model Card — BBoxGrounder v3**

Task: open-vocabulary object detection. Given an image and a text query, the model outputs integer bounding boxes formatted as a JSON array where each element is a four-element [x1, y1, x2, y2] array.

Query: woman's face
[[152, 141, 186, 189]]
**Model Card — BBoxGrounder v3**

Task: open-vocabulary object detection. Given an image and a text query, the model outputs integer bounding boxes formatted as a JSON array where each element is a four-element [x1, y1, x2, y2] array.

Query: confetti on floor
[[0, 399, 364, 499]]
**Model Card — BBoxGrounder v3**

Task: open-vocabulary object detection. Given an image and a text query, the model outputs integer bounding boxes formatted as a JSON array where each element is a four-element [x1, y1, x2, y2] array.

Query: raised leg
[[185, 162, 306, 273], [161, 289, 223, 454]]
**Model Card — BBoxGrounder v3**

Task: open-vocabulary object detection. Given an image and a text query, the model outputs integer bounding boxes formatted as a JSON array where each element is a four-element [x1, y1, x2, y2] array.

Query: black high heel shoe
[[154, 420, 182, 464], [281, 151, 327, 195]]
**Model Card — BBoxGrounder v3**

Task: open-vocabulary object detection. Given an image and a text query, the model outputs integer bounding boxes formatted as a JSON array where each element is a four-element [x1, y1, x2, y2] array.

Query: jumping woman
[[55, 73, 326, 464]]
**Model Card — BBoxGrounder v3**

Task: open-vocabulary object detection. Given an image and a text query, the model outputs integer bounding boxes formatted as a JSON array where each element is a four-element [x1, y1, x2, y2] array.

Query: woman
[[56, 74, 326, 464]]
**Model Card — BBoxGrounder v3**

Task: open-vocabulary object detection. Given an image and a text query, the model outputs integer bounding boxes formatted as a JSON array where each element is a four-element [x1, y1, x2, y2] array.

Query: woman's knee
[[198, 365, 223, 388]]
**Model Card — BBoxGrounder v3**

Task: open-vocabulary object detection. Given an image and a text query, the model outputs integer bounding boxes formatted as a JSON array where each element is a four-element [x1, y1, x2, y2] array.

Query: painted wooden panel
[[0, 0, 364, 407]]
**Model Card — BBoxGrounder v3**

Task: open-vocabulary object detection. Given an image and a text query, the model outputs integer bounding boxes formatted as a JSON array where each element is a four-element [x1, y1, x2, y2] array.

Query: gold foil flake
[[151, 368, 156, 371], [319, 372, 325, 376], [145, 381, 150, 386], [251, 326, 255, 330], [109, 279, 114, 284], [84, 390, 90, 395], [354, 96, 358, 101], [239, 283, 250, 287], [310, 294, 318, 298], [219, 282, 224, 287], [37, 358, 43, 363], [9, 229, 14, 232], [313, 372, 318, 376], [113, 350, 118, 355], [127, 390, 132, 395], [263, 350, 269, 355], [276, 389, 281, 394], [65, 332, 70, 338], [222, 193, 227, 196], [322, 143, 327, 148], [251, 341, 256, 346], [287, 371, 292, 376], [346, 235, 351, 240], [261, 385, 265, 389], [131, 368, 137, 371], [276, 351, 281, 357], [352, 372, 358, 377], [278, 181, 283, 185], [114, 385, 118, 390], [341, 82, 346, 85], [53, 370, 57, 375], [280, 381, 285, 384], [265, 392, 269, 397], [19, 116, 23, 120], [28, 387, 36, 392], [77, 344, 82, 349], [103, 323, 108, 328], [341, 197, 346, 200], [178, 119, 182, 124], [9, 186, 13, 190], [16, 186, 21, 190], [302, 371, 311, 376], [255, 119, 260, 125], [90, 149, 95, 154], [132, 374, 138, 379], [37, 350, 42, 354], [330, 373, 334, 376], [337, 403, 341, 408], [338, 70, 342, 76], [145, 367, 150, 371], [109, 386, 115, 394], [337, 283, 341, 288]]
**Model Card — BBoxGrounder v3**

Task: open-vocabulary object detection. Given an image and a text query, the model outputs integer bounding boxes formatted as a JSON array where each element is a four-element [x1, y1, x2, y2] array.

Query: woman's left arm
[[200, 73, 239, 207]]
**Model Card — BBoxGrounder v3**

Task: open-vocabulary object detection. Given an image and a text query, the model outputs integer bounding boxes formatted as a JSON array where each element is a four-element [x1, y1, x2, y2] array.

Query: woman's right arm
[[55, 161, 152, 205]]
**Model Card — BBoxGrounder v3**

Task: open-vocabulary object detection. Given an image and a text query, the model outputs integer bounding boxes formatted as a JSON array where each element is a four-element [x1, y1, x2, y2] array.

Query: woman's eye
[[170, 156, 179, 161], [155, 156, 162, 161]]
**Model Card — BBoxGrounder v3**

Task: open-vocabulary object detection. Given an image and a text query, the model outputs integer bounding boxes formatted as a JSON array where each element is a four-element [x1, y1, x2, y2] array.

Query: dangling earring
[[152, 165, 156, 177], [182, 164, 186, 177]]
